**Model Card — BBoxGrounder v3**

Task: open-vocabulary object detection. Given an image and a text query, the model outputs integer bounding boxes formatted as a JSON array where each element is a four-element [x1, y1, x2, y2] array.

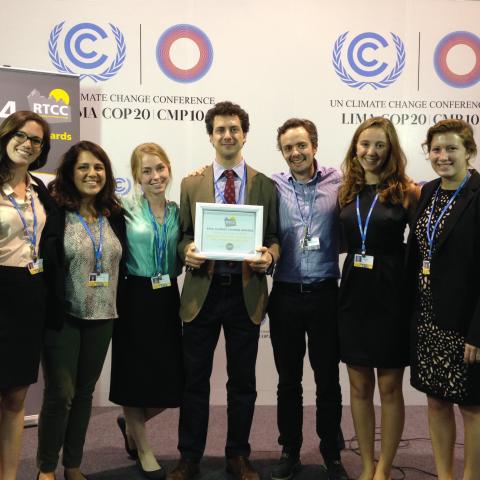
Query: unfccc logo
[[49, 22, 126, 82], [434, 31, 480, 88], [156, 24, 213, 83], [115, 177, 132, 196], [332, 32, 405, 89]]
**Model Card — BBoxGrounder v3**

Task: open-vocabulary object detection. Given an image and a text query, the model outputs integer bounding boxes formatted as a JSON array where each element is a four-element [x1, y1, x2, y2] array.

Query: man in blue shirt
[[268, 118, 348, 480]]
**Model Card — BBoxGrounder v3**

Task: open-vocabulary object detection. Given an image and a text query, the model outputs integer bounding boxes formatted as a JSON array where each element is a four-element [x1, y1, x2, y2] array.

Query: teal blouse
[[122, 195, 181, 278]]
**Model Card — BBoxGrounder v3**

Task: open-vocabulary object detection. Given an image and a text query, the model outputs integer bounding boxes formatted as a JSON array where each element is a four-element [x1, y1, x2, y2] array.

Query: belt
[[211, 273, 242, 287], [274, 279, 337, 293]]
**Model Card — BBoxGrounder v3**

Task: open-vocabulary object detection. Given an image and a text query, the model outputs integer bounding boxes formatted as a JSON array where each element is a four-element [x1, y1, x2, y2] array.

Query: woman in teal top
[[110, 143, 183, 480]]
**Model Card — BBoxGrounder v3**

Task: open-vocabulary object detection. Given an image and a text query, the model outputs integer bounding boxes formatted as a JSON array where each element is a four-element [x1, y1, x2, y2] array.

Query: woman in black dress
[[338, 117, 418, 480], [0, 111, 51, 480], [407, 119, 480, 480]]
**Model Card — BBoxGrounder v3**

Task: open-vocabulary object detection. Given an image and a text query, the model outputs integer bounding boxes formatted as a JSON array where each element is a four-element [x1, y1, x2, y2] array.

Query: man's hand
[[187, 164, 208, 177], [185, 243, 207, 269], [245, 246, 273, 274]]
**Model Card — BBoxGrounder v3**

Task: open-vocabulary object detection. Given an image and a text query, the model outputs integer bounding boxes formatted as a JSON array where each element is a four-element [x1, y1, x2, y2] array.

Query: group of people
[[0, 100, 478, 480]]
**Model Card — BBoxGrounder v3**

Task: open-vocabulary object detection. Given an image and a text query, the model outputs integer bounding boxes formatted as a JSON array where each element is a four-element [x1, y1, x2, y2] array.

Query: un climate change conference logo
[[49, 22, 126, 82], [156, 24, 213, 83], [434, 31, 480, 88], [332, 32, 405, 89], [115, 177, 132, 196]]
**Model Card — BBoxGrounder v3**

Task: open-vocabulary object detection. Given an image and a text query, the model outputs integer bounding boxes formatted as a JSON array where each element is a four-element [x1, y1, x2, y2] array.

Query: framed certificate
[[194, 203, 264, 260]]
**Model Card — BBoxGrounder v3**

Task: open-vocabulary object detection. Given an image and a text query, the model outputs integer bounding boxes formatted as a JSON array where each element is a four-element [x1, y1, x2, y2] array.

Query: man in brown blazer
[[168, 101, 280, 480]]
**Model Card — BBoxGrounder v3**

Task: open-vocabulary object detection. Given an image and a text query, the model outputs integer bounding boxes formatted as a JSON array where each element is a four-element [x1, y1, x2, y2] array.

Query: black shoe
[[116, 415, 138, 459], [270, 453, 301, 480], [325, 460, 348, 480], [136, 458, 166, 480], [337, 429, 346, 451]]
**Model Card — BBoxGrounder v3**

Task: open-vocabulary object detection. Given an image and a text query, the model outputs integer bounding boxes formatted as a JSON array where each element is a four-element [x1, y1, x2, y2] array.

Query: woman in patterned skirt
[[407, 119, 480, 480]]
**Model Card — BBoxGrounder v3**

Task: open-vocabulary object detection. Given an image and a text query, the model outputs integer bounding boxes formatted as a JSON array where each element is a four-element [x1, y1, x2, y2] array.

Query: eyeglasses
[[13, 131, 43, 148]]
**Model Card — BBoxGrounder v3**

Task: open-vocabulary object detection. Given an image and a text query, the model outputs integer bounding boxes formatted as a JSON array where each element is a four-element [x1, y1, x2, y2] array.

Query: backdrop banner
[[1, 0, 479, 406]]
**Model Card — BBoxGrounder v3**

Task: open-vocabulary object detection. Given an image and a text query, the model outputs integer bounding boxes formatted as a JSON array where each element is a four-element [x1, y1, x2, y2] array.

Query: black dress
[[338, 185, 409, 368], [411, 188, 480, 404]]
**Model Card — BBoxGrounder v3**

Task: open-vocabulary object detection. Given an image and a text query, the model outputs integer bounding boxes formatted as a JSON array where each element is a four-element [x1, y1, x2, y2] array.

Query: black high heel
[[135, 458, 166, 480], [116, 414, 138, 459]]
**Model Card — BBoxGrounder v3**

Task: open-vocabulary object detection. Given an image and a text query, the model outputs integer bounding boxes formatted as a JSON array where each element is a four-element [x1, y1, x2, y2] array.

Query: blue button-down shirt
[[272, 166, 341, 283]]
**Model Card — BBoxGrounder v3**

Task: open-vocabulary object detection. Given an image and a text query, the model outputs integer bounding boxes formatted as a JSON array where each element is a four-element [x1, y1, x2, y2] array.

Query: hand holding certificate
[[194, 203, 264, 261]]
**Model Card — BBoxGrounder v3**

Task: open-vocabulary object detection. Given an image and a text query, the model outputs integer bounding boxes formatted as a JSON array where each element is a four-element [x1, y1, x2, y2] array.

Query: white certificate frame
[[194, 203, 264, 260]]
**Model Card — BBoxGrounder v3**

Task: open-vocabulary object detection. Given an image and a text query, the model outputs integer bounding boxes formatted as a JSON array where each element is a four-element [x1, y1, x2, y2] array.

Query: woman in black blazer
[[407, 119, 480, 480], [0, 111, 53, 480], [36, 141, 126, 480]]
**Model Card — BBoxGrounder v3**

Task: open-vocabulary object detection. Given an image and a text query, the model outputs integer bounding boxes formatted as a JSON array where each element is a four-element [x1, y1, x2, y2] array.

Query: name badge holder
[[354, 192, 379, 270], [301, 235, 321, 251], [424, 172, 470, 276], [76, 213, 109, 288], [8, 192, 43, 275], [148, 202, 171, 290], [87, 272, 110, 287]]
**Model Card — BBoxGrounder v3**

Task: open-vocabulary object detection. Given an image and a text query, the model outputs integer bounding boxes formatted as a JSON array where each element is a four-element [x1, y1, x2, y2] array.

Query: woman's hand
[[464, 343, 480, 364]]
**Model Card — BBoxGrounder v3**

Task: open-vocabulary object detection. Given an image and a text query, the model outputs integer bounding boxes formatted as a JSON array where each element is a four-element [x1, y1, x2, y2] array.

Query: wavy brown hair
[[0, 110, 51, 185], [48, 141, 121, 216], [338, 117, 410, 207]]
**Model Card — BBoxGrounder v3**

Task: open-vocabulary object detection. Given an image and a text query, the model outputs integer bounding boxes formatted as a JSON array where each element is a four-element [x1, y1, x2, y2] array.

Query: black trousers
[[268, 280, 342, 463], [178, 275, 260, 461]]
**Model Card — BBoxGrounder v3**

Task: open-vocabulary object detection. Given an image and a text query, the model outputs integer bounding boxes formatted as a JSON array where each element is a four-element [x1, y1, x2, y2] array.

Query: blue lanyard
[[356, 192, 379, 255], [76, 213, 104, 273], [292, 177, 317, 237], [214, 164, 247, 204], [426, 171, 470, 259], [147, 201, 168, 275], [8, 192, 39, 260]]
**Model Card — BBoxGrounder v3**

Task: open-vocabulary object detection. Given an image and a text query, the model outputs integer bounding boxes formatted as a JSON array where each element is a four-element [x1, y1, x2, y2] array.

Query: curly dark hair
[[205, 101, 250, 135], [48, 141, 121, 216], [0, 110, 51, 185], [276, 118, 318, 150], [424, 119, 477, 159], [338, 117, 410, 208]]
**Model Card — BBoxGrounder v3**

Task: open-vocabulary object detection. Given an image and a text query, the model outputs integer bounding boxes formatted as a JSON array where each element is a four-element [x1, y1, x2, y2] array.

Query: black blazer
[[405, 169, 480, 347], [30, 174, 56, 216], [41, 206, 127, 330]]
